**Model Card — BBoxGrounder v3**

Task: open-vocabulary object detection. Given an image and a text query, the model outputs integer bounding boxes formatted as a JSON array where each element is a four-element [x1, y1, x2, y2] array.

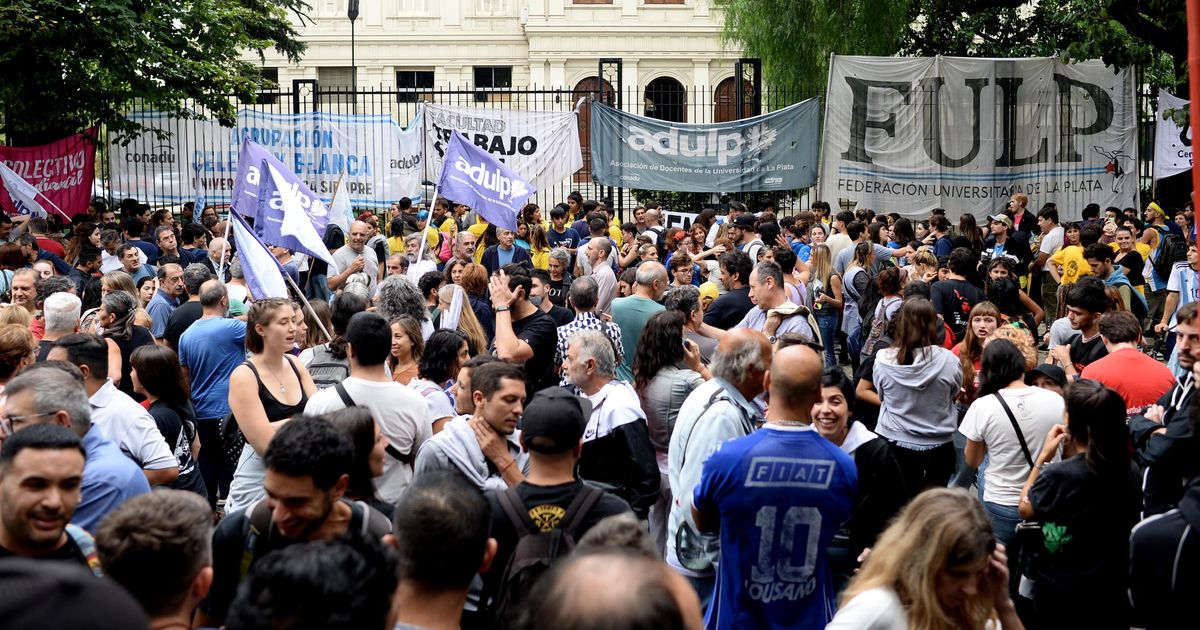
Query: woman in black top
[[1113, 225, 1145, 290], [99, 290, 155, 401], [131, 343, 207, 497], [1019, 379, 1141, 629], [225, 298, 316, 514]]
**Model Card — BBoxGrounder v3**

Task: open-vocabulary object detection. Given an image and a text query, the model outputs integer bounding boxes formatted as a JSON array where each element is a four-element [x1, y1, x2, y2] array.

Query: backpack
[[238, 497, 391, 581], [862, 296, 901, 358], [307, 344, 350, 390], [434, 230, 454, 262], [1152, 226, 1188, 281], [644, 226, 667, 261], [65, 524, 103, 577], [491, 485, 604, 627]]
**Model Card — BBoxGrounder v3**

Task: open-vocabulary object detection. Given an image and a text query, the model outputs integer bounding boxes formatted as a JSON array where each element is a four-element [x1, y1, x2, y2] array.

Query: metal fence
[[97, 74, 1166, 220], [98, 79, 823, 221]]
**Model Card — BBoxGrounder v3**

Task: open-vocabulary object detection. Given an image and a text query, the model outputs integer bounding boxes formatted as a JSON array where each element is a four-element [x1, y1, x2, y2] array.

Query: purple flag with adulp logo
[[230, 138, 334, 264], [436, 133, 536, 233]]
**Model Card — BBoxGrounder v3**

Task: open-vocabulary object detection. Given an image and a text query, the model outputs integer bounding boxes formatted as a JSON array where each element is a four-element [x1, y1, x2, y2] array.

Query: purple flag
[[230, 139, 334, 264], [436, 133, 536, 233]]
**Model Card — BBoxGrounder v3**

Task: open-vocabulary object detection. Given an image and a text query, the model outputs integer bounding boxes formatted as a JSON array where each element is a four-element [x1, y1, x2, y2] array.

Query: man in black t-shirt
[[930, 248, 986, 343], [1049, 276, 1109, 378], [481, 387, 631, 621], [163, 263, 212, 350], [197, 417, 391, 627], [703, 250, 755, 330], [0, 425, 94, 572], [489, 265, 559, 398]]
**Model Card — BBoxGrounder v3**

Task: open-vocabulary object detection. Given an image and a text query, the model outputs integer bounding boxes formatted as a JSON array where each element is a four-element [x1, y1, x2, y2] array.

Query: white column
[[623, 58, 640, 115], [693, 61, 712, 123], [549, 0, 565, 17], [549, 61, 567, 89], [621, 0, 637, 17], [529, 61, 548, 88]]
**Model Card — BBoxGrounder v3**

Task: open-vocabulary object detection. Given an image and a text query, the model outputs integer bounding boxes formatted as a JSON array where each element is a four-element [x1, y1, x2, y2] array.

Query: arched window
[[644, 77, 686, 123]]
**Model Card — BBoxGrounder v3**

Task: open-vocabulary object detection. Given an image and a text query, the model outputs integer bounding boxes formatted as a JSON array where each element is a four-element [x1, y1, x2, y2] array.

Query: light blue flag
[[230, 211, 289, 300], [436, 132, 535, 233]]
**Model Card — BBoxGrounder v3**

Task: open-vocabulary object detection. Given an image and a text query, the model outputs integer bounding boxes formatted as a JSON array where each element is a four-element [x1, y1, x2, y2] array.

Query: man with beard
[[196, 416, 392, 627]]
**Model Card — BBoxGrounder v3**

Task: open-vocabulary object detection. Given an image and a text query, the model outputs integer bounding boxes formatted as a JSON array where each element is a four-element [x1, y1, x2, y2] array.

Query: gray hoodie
[[872, 345, 962, 446]]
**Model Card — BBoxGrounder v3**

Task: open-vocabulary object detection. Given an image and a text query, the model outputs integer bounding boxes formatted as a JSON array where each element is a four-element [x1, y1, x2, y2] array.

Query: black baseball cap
[[520, 387, 591, 454], [732, 214, 757, 228], [1025, 363, 1067, 388]]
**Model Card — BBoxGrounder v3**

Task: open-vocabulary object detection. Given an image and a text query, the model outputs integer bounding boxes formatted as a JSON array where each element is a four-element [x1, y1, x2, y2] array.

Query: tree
[[719, 0, 1184, 90], [0, 0, 311, 145]]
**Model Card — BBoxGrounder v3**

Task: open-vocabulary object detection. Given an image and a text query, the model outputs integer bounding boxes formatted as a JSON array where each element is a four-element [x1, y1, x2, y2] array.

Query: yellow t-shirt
[[608, 218, 623, 247], [531, 247, 550, 270], [438, 217, 458, 236], [1050, 245, 1091, 284], [386, 236, 405, 257]]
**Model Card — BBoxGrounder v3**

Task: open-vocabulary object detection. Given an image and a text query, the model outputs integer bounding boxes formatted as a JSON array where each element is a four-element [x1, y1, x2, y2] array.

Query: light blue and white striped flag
[[230, 211, 288, 299]]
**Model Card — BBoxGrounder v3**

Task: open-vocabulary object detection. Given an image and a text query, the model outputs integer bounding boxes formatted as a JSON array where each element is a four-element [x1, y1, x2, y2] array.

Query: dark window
[[473, 66, 512, 102], [242, 67, 280, 105], [396, 70, 434, 103]]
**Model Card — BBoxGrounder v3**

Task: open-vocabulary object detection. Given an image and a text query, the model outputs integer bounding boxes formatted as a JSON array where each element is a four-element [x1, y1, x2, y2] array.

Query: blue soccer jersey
[[693, 425, 857, 629]]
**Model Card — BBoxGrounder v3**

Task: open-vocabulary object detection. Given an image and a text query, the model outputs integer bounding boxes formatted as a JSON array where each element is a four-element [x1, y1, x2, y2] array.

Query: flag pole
[[281, 270, 334, 343], [407, 185, 438, 283], [32, 189, 72, 222], [216, 212, 232, 280]]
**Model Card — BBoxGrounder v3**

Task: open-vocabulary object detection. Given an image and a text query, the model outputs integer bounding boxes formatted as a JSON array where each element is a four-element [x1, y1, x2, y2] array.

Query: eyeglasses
[[0, 411, 55, 432]]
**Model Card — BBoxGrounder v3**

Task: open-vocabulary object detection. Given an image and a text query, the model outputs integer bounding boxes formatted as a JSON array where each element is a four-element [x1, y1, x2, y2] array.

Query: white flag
[[327, 174, 352, 234], [268, 163, 335, 265], [0, 162, 47, 218], [230, 211, 289, 299]]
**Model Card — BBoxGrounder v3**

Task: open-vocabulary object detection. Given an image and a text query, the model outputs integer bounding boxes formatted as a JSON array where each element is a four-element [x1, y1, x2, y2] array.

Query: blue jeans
[[686, 574, 715, 613], [814, 309, 839, 368], [983, 500, 1021, 547]]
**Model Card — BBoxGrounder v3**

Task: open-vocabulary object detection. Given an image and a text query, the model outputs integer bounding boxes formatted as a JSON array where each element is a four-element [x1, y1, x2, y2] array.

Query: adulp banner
[[589, 100, 820, 193], [819, 56, 1138, 221]]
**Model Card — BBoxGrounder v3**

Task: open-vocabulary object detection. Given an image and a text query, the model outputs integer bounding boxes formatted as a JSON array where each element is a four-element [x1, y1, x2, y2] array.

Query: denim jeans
[[814, 309, 839, 368], [983, 499, 1021, 547]]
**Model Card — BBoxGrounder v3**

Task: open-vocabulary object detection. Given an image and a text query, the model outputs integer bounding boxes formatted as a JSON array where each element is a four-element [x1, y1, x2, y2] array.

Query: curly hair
[[376, 274, 429, 324], [632, 310, 688, 394]]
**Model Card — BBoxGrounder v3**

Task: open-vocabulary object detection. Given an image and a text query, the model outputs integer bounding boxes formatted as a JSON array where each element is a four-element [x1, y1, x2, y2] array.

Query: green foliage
[[719, 0, 1185, 90], [0, 0, 311, 144], [717, 0, 911, 90]]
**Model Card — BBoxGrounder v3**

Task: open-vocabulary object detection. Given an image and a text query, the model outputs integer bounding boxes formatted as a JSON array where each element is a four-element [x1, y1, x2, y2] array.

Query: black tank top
[[243, 358, 309, 422]]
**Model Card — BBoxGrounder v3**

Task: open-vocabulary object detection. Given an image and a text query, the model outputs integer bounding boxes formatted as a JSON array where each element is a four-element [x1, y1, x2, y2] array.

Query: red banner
[[0, 129, 97, 218]]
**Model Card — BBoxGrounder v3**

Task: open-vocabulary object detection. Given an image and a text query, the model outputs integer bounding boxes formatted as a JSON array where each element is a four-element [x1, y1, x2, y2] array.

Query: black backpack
[[307, 344, 350, 390], [1153, 227, 1188, 281], [491, 485, 604, 628]]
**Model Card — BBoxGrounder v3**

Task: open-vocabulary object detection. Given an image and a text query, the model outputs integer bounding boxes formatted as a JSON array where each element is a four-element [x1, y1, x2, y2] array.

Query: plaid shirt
[[555, 311, 625, 367]]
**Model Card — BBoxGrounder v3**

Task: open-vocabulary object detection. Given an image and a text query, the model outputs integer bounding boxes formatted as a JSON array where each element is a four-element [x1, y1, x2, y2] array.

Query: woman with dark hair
[[326, 406, 392, 518], [959, 339, 1064, 548], [389, 315, 424, 385], [225, 297, 317, 514], [812, 366, 908, 587], [65, 222, 100, 264], [985, 257, 1043, 330], [955, 213, 986, 256], [864, 298, 962, 494], [841, 242, 875, 363], [99, 289, 155, 400], [987, 276, 1037, 333], [301, 299, 332, 350], [633, 310, 709, 554], [130, 344, 207, 497], [862, 267, 905, 357], [954, 301, 1001, 405], [299, 291, 366, 390], [1019, 380, 1141, 628], [411, 329, 468, 434], [443, 258, 469, 287]]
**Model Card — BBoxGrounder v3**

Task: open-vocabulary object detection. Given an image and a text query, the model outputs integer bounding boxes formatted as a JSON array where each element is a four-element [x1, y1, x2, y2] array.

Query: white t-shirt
[[959, 386, 1064, 505], [826, 587, 910, 630], [1048, 316, 1080, 351], [1167, 262, 1198, 326], [408, 378, 456, 425], [304, 376, 431, 504], [89, 380, 177, 471], [1038, 225, 1064, 272]]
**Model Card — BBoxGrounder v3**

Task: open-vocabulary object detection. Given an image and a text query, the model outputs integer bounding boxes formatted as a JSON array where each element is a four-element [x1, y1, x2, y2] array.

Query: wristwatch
[[495, 306, 510, 312], [768, 335, 778, 344]]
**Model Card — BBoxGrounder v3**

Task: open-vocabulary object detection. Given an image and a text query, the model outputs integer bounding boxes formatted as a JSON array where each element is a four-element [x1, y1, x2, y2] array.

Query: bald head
[[208, 237, 229, 264], [530, 551, 702, 630], [645, 208, 661, 226], [766, 343, 823, 418], [711, 328, 772, 400]]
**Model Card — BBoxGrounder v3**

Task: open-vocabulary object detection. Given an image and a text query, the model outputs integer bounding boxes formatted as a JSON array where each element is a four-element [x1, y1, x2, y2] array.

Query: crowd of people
[[0, 192, 1196, 630]]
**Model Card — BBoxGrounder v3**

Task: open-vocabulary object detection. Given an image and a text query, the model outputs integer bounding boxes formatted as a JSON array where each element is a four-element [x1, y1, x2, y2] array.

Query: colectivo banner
[[422, 103, 582, 194], [0, 130, 97, 217], [589, 100, 820, 193], [1154, 92, 1192, 181], [820, 56, 1138, 221], [109, 110, 423, 209]]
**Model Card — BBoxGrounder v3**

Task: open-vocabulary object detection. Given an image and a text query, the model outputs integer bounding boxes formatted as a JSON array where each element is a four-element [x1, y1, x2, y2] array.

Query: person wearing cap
[[980, 213, 1032, 280], [413, 361, 531, 491], [1141, 201, 1176, 318], [479, 386, 632, 621], [1026, 363, 1067, 397], [691, 342, 855, 628], [563, 329, 659, 519], [725, 213, 767, 263]]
